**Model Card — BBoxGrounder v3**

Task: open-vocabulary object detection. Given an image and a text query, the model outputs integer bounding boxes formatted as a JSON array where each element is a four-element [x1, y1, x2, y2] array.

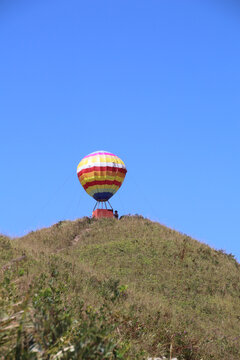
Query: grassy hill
[[1, 216, 240, 359]]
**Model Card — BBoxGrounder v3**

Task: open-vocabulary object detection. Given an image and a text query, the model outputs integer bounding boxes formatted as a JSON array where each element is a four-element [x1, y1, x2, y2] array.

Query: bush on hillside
[[0, 269, 129, 360]]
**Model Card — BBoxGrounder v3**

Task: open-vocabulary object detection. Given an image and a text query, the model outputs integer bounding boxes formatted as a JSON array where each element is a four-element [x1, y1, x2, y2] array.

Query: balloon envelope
[[77, 151, 127, 201]]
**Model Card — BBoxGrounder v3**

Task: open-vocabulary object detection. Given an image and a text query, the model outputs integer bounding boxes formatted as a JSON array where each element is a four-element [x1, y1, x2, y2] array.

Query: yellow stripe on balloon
[[77, 155, 125, 170]]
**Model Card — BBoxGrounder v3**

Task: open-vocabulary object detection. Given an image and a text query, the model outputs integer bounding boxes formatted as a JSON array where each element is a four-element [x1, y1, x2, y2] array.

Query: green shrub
[[0, 272, 129, 359]]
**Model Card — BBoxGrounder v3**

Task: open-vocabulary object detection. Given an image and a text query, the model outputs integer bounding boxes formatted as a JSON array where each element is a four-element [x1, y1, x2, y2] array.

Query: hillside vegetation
[[1, 216, 240, 359]]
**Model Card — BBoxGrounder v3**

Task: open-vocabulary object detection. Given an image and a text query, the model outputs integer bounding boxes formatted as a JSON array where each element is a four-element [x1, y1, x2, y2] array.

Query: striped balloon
[[77, 151, 127, 202]]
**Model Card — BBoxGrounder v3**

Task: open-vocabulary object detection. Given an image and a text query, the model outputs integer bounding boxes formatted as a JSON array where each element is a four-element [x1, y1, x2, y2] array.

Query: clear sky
[[1, 0, 240, 260]]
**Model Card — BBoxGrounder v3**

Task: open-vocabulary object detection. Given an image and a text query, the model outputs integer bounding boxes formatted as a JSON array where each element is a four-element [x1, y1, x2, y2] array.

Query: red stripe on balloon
[[78, 173, 125, 184], [77, 166, 127, 177], [83, 179, 122, 190]]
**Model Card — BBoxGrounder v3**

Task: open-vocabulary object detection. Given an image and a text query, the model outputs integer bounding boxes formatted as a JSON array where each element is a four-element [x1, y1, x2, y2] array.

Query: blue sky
[[1, 0, 240, 260]]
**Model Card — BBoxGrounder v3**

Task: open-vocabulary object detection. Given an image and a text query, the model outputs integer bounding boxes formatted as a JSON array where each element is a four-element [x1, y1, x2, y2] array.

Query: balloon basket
[[92, 209, 114, 218], [92, 201, 114, 219]]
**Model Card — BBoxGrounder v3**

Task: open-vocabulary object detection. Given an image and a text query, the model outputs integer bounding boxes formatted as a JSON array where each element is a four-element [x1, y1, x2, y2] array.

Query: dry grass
[[1, 216, 240, 359]]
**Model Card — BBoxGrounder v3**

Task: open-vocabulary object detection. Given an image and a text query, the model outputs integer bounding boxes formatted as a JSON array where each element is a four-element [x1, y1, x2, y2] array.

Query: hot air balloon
[[77, 151, 127, 218]]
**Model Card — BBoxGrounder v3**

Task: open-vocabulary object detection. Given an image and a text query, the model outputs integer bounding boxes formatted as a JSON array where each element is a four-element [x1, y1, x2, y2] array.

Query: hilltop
[[1, 216, 240, 359]]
